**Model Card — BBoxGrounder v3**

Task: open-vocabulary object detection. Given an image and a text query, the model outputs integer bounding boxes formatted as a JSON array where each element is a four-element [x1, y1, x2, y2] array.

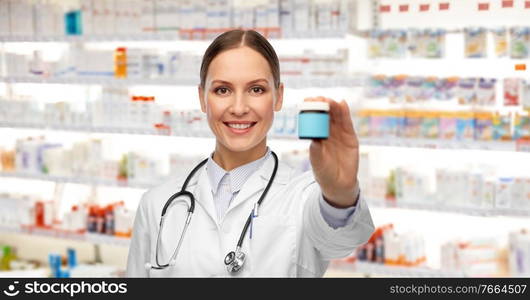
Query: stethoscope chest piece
[[224, 248, 246, 273]]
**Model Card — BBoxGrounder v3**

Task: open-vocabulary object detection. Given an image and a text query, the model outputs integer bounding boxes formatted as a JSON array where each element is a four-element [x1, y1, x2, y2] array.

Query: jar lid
[[298, 101, 330, 112]]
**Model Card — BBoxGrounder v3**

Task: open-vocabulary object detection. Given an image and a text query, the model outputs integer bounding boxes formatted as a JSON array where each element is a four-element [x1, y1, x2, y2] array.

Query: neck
[[213, 140, 268, 171]]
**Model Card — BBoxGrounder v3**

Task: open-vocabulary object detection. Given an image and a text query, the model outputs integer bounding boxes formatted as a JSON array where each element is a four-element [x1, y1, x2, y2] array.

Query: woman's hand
[[306, 97, 359, 208]]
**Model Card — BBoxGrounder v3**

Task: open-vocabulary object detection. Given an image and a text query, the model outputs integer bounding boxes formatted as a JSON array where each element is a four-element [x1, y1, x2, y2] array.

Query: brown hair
[[199, 29, 280, 89]]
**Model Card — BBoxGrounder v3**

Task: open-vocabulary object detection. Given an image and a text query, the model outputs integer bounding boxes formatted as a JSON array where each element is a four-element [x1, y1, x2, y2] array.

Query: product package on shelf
[[412, 29, 446, 59], [521, 81, 530, 111], [474, 112, 494, 141], [475, 78, 496, 106], [504, 78, 522, 106], [457, 78, 477, 105], [509, 27, 530, 59], [404, 77, 424, 102], [434, 77, 459, 101], [493, 112, 512, 141], [464, 27, 487, 58], [514, 112, 530, 140], [439, 111, 457, 140], [355, 224, 427, 267], [508, 229, 530, 277], [441, 238, 505, 277], [491, 28, 508, 58]]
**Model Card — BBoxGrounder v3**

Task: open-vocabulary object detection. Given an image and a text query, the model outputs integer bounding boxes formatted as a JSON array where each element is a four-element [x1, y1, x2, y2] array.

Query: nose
[[228, 92, 250, 116]]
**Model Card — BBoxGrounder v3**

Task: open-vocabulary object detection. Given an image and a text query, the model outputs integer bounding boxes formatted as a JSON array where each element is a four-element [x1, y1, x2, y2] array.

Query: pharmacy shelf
[[277, 135, 527, 152], [360, 137, 525, 152], [0, 75, 365, 88], [0, 171, 152, 189], [368, 199, 530, 218], [0, 224, 130, 247], [0, 121, 182, 137], [0, 31, 348, 43], [0, 33, 183, 42], [1, 122, 528, 153], [329, 261, 465, 277], [0, 76, 198, 86]]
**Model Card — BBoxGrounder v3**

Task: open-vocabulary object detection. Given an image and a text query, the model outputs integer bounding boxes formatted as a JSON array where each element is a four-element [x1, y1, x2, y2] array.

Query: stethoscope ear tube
[[161, 190, 195, 217], [160, 157, 207, 217]]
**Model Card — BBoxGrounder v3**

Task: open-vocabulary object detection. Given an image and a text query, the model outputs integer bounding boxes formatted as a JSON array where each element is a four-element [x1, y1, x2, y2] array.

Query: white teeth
[[227, 123, 252, 129]]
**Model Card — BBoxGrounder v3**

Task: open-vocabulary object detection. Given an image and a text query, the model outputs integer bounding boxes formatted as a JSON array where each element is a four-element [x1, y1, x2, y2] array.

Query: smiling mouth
[[223, 122, 257, 130]]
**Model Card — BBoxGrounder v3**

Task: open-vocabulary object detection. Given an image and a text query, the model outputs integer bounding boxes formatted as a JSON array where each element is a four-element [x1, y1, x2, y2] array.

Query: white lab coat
[[126, 154, 375, 277]]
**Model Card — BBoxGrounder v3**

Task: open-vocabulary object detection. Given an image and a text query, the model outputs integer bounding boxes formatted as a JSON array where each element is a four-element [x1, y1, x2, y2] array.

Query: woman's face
[[199, 46, 283, 153]]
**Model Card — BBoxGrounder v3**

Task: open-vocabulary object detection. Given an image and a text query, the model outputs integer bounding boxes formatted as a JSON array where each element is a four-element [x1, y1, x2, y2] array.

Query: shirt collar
[[206, 147, 271, 194]]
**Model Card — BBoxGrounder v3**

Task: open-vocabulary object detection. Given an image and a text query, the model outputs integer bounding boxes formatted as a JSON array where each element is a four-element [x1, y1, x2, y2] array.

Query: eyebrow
[[211, 78, 270, 86]]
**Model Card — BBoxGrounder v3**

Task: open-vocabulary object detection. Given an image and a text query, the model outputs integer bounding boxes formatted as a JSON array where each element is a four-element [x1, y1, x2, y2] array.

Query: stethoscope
[[145, 151, 278, 273]]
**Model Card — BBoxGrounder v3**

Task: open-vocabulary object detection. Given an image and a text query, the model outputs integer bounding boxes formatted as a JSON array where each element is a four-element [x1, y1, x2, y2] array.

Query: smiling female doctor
[[126, 30, 375, 277]]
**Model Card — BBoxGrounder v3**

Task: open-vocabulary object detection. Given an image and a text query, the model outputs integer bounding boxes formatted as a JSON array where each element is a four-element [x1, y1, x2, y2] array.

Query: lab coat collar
[[257, 150, 289, 184], [178, 150, 290, 224], [206, 147, 271, 194], [224, 151, 289, 217]]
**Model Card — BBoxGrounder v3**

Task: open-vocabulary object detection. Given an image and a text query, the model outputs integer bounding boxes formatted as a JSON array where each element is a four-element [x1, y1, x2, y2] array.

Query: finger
[[340, 100, 359, 146], [326, 98, 343, 125], [304, 96, 327, 102], [339, 100, 355, 134], [309, 139, 325, 172]]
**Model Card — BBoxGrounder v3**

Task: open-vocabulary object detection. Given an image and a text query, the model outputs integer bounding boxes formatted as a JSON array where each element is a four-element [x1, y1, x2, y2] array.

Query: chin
[[221, 140, 263, 153]]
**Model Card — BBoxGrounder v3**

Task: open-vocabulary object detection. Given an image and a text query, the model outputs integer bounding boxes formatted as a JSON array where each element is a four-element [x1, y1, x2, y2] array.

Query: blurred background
[[0, 0, 529, 278]]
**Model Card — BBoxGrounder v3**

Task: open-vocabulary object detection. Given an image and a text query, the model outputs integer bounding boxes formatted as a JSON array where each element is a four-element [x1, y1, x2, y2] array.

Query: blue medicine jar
[[298, 101, 330, 139]]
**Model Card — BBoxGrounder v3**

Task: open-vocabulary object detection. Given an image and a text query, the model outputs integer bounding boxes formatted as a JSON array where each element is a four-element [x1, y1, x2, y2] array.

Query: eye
[[249, 86, 265, 95], [214, 87, 231, 96]]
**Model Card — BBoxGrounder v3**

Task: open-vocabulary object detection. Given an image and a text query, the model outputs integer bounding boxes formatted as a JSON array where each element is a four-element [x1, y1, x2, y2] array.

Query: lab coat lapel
[[192, 168, 219, 226], [225, 154, 284, 216]]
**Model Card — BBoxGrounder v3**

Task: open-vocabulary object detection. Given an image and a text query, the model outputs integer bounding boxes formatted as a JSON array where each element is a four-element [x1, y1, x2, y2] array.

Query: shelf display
[[0, 192, 134, 247], [0, 0, 357, 40], [0, 136, 168, 186], [281, 149, 530, 217], [330, 225, 529, 277], [0, 47, 355, 87], [354, 109, 529, 143], [1, 0, 530, 278]]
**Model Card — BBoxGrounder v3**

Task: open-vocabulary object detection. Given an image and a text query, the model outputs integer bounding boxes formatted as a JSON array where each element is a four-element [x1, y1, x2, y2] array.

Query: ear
[[274, 82, 284, 112], [198, 85, 206, 113]]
